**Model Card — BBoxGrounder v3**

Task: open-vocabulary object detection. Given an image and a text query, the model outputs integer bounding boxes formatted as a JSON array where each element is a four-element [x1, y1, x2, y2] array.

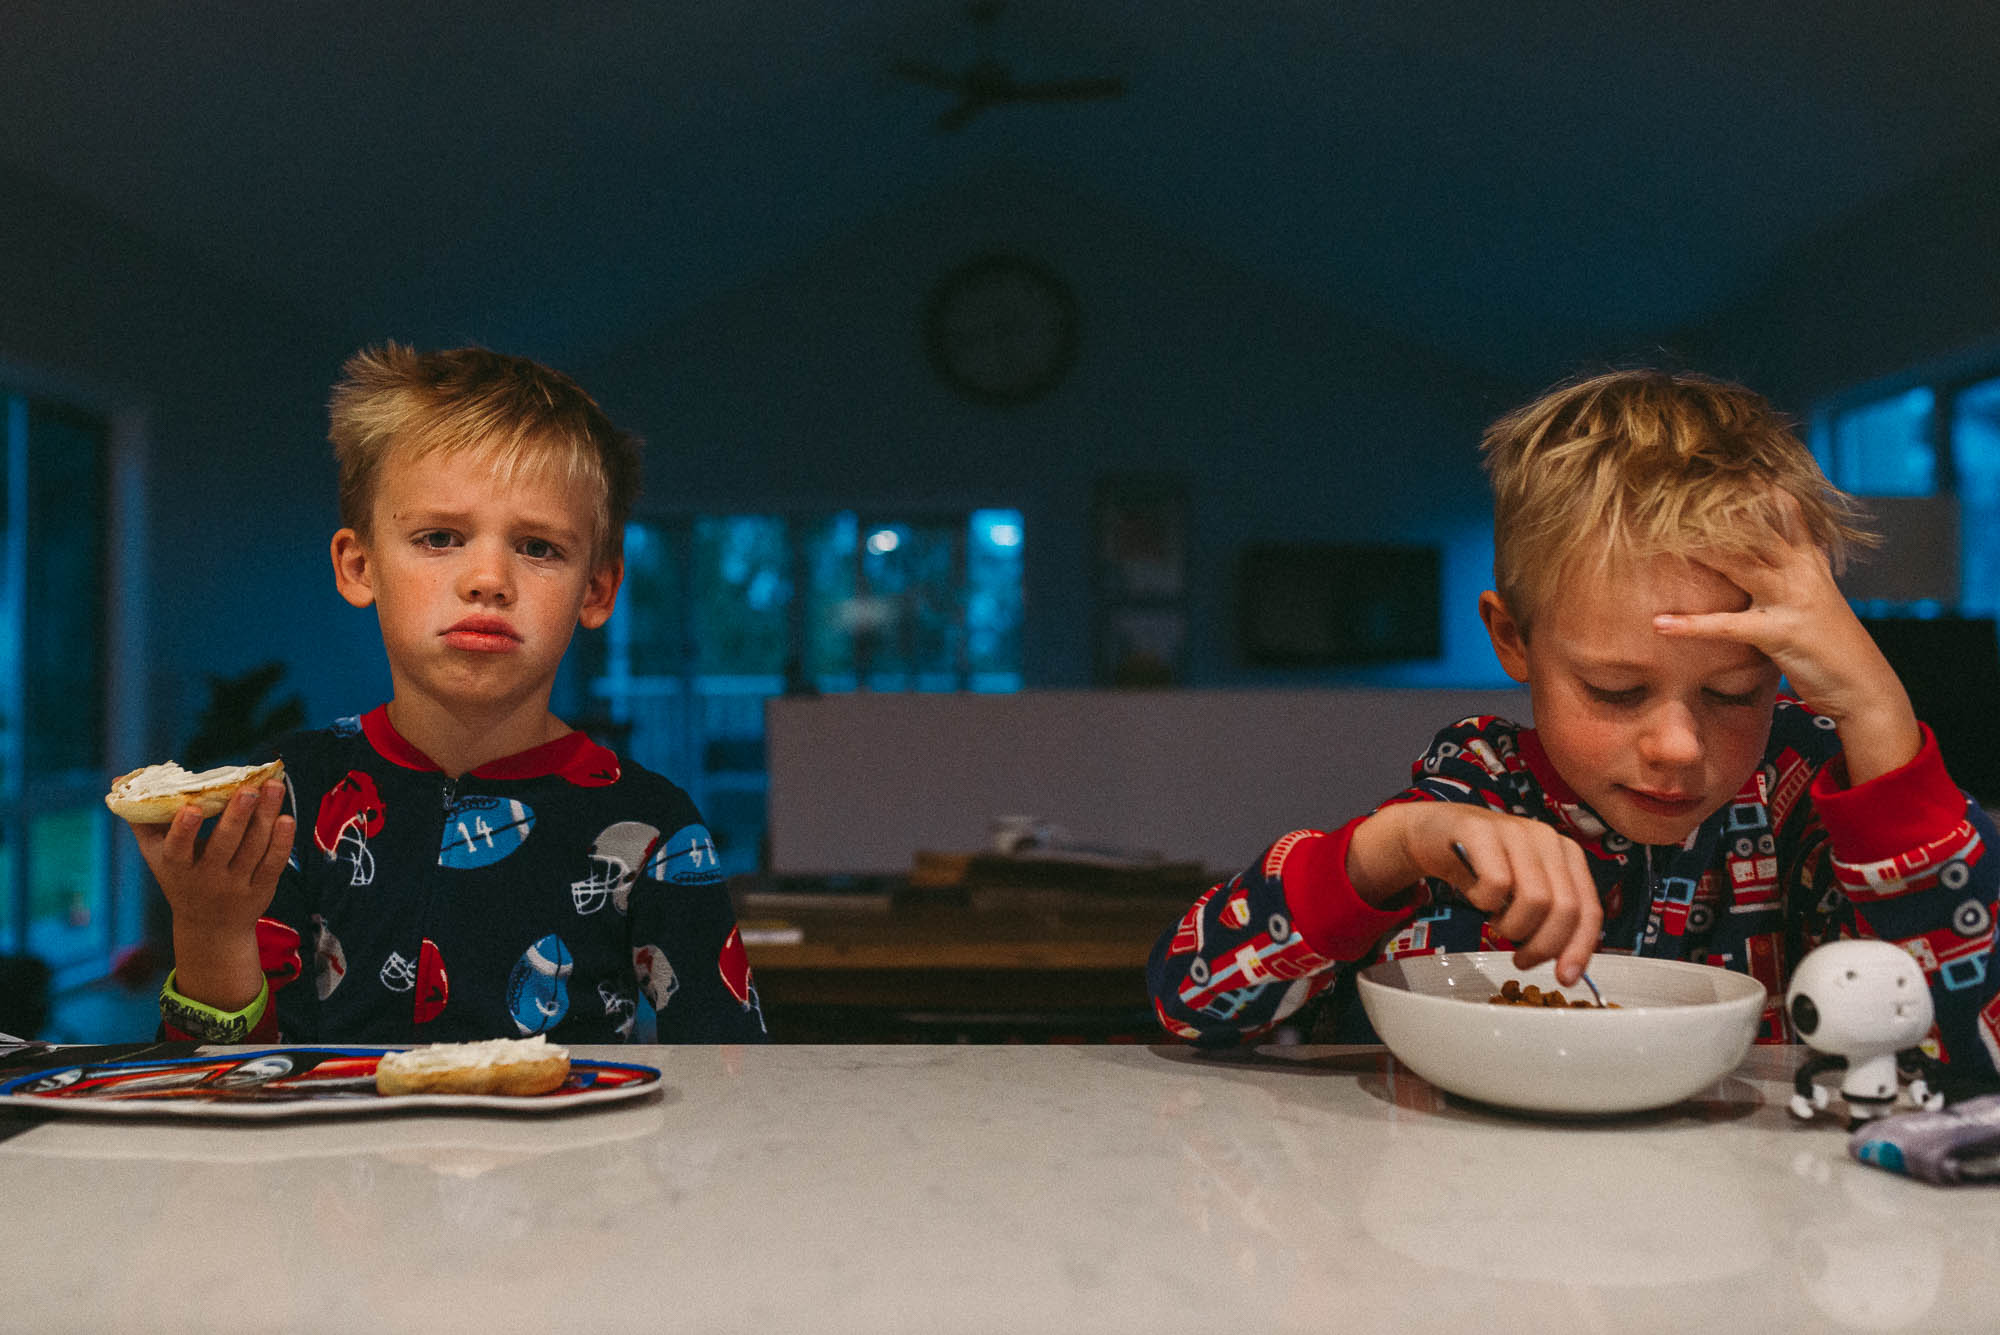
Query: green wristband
[[159, 970, 270, 1043]]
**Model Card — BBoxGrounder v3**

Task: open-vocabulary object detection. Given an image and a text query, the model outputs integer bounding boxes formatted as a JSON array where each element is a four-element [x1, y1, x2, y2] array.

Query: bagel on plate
[[375, 1035, 573, 1097]]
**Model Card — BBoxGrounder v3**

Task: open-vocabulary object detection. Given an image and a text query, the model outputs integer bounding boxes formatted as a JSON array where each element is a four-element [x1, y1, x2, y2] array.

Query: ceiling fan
[[891, 1, 1126, 132]]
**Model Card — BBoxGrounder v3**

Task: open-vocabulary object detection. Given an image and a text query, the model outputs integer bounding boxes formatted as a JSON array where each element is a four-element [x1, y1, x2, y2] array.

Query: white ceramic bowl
[[1356, 951, 1768, 1115]]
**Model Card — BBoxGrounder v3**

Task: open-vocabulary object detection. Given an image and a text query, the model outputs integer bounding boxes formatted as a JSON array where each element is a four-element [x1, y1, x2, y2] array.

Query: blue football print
[[439, 796, 535, 869], [646, 823, 723, 886], [507, 932, 572, 1035]]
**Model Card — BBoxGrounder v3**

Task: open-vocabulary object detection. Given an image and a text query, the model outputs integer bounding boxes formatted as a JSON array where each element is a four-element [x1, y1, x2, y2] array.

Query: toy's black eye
[[1791, 994, 1820, 1036], [1896, 975, 1907, 986], [1844, 970, 1857, 981]]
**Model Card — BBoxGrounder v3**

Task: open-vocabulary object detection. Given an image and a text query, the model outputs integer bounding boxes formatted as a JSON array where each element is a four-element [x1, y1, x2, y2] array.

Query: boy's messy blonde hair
[[327, 343, 641, 569], [1482, 369, 1875, 636]]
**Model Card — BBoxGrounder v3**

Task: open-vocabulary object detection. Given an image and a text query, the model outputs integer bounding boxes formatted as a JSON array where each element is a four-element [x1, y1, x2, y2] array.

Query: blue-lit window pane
[[26, 806, 107, 971], [802, 512, 858, 684], [967, 509, 1024, 687], [1827, 388, 1936, 496], [858, 521, 961, 689], [572, 520, 684, 693], [1953, 377, 2000, 616], [620, 521, 684, 676], [691, 516, 789, 675], [587, 507, 1025, 877], [2, 392, 113, 968]]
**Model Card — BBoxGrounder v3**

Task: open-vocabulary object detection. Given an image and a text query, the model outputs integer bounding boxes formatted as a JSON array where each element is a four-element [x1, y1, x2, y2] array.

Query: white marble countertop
[[2, 1043, 1996, 1334]]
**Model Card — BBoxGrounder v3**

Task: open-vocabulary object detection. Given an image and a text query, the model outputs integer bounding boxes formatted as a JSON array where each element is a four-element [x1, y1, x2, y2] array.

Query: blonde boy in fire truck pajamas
[[1148, 370, 2000, 1079]]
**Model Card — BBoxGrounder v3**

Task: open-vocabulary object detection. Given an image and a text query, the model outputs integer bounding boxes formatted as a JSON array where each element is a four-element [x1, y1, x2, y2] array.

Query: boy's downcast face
[[1489, 551, 1782, 846], [342, 448, 619, 717]]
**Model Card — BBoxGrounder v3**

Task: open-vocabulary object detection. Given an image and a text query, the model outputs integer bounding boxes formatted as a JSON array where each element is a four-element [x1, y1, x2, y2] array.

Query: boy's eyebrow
[[391, 505, 585, 544], [1569, 650, 1772, 676]]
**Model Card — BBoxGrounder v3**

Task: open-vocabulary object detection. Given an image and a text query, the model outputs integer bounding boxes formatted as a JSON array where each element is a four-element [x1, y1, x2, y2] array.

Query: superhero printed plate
[[0, 1047, 660, 1120]]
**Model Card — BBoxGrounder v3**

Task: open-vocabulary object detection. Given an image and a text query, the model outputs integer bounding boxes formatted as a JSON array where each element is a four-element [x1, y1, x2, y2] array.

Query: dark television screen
[[1238, 542, 1441, 667]]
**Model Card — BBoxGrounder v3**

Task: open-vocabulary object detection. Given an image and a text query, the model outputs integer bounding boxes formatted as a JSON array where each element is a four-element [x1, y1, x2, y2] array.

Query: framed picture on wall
[[1097, 606, 1187, 688], [1094, 477, 1186, 602], [1093, 476, 1188, 685]]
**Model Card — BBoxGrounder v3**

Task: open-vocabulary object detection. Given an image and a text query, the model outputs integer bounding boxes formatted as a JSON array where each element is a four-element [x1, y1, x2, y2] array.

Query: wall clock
[[923, 254, 1079, 406]]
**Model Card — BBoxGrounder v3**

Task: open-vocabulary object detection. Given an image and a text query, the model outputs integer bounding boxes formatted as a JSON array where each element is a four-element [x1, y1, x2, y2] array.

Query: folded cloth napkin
[[1850, 1093, 2000, 1183]]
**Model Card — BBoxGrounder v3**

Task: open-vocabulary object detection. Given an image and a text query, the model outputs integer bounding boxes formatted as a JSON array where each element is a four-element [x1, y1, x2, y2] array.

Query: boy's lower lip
[[1620, 787, 1702, 816], [442, 630, 520, 652]]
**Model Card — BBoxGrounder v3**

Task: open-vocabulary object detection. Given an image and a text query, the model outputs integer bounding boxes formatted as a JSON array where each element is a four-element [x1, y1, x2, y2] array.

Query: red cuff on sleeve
[[1810, 723, 1967, 864], [1282, 818, 1418, 959]]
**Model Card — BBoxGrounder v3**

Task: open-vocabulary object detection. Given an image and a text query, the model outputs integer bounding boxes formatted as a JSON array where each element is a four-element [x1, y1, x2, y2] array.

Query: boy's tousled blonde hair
[[328, 343, 641, 568], [1482, 369, 1875, 635]]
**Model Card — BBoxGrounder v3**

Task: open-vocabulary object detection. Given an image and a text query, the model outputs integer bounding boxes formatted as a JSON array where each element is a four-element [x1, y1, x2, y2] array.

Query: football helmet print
[[413, 937, 448, 1025], [598, 979, 637, 1038], [315, 770, 385, 887], [378, 950, 416, 993], [310, 914, 346, 1001], [571, 821, 662, 915], [633, 943, 678, 1011]]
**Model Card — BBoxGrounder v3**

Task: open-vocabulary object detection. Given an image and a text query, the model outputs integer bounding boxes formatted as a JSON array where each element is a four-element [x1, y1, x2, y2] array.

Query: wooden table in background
[[735, 866, 1203, 1040]]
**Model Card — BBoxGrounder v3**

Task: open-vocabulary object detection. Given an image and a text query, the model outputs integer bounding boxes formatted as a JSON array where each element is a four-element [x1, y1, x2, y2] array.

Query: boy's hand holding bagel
[[108, 759, 296, 1013]]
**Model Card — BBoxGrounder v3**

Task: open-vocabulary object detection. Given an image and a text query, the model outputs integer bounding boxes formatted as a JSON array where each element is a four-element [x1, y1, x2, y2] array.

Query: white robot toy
[[1786, 938, 1944, 1127]]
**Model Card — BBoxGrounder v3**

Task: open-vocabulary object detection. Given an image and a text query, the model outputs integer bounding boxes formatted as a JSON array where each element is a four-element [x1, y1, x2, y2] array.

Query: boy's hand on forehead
[[1651, 491, 1922, 784]]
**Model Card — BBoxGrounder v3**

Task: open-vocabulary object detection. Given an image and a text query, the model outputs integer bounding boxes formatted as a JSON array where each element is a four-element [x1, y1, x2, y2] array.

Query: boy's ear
[[1478, 590, 1531, 683], [578, 558, 623, 630], [330, 529, 377, 609]]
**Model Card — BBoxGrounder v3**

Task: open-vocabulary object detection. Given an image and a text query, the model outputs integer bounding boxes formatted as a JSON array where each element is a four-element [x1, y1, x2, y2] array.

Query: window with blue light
[[967, 509, 1025, 690], [1815, 371, 2000, 622], [692, 516, 789, 675], [578, 509, 1025, 875], [0, 391, 114, 976], [1819, 388, 1936, 496], [1952, 377, 2000, 618]]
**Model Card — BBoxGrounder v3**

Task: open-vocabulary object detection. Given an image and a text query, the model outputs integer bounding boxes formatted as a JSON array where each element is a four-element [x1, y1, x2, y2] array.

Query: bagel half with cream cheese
[[374, 1035, 573, 1097], [104, 759, 286, 824]]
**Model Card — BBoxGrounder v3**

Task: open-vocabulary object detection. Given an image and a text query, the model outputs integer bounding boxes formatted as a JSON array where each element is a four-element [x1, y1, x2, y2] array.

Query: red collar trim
[[1516, 727, 1583, 809], [359, 705, 607, 780], [360, 706, 435, 771]]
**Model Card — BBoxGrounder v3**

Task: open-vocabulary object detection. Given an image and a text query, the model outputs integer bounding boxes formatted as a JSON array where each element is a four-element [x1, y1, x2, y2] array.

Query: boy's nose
[[459, 545, 513, 603], [1638, 701, 1703, 767]]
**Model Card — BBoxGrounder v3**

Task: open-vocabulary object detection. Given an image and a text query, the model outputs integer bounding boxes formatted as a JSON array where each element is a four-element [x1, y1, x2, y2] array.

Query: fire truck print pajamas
[[1147, 700, 2000, 1077], [161, 707, 767, 1045]]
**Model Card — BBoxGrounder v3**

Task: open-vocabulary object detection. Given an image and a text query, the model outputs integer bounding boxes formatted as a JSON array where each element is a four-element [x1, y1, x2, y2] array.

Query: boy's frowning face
[[1482, 550, 1781, 846], [333, 447, 619, 720]]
